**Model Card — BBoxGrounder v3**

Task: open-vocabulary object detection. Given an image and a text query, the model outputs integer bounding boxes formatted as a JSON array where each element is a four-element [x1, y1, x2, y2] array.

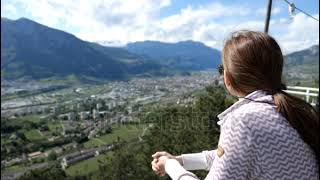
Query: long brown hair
[[222, 30, 319, 162]]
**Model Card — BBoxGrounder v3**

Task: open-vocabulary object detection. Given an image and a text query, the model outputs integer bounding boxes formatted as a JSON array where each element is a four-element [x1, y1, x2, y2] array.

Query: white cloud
[[256, 7, 281, 16], [144, 3, 252, 49], [6, 0, 171, 42], [270, 13, 319, 54], [157, 3, 249, 32], [1, 3, 18, 17], [2, 0, 318, 53], [273, 7, 281, 15]]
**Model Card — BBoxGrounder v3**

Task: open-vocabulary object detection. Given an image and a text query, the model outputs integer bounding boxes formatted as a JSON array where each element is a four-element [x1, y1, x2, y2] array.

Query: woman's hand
[[151, 151, 183, 176], [151, 158, 164, 176], [152, 151, 175, 160], [152, 151, 183, 165], [153, 156, 169, 176]]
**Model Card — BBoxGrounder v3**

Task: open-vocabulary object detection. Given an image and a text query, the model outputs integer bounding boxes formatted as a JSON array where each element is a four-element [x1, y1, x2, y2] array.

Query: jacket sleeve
[[205, 113, 253, 179], [181, 150, 216, 170], [165, 159, 200, 180], [164, 150, 216, 180], [165, 114, 253, 180]]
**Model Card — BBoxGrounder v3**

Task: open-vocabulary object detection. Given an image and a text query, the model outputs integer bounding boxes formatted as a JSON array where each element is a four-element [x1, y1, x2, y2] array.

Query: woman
[[151, 31, 319, 180]]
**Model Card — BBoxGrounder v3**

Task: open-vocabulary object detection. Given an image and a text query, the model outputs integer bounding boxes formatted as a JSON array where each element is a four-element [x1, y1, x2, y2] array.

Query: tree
[[47, 151, 57, 161], [93, 86, 230, 179], [18, 163, 67, 180], [18, 85, 232, 180]]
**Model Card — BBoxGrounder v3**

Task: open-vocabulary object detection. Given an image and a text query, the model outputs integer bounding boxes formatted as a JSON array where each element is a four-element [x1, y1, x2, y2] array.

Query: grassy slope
[[84, 124, 145, 148], [65, 152, 113, 176], [24, 129, 45, 141], [66, 124, 147, 176]]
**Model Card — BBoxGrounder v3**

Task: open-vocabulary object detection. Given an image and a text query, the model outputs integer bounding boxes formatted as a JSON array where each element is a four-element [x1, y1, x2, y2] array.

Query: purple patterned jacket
[[164, 90, 319, 180]]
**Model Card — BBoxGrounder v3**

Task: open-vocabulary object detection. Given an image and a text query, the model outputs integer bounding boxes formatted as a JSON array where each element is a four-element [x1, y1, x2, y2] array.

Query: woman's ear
[[223, 70, 231, 87], [223, 71, 243, 97], [223, 70, 237, 96]]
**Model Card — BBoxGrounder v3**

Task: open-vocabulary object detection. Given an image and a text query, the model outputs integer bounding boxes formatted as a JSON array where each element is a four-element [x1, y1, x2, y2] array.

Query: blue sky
[[1, 0, 319, 53]]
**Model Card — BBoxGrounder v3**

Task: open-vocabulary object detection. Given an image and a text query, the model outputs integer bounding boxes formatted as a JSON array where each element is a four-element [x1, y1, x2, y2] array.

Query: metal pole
[[264, 0, 273, 33]]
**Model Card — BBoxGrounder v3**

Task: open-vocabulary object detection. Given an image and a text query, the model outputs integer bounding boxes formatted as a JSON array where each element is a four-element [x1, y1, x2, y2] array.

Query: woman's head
[[220, 30, 319, 163], [222, 30, 283, 96]]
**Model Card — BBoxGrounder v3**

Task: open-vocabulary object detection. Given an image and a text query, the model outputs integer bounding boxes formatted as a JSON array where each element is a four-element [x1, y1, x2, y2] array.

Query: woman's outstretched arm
[[165, 158, 200, 180], [152, 150, 216, 172], [181, 150, 216, 171], [152, 150, 216, 180], [158, 112, 253, 180]]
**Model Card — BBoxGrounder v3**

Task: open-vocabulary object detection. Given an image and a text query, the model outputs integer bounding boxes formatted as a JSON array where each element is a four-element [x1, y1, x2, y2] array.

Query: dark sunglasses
[[217, 64, 224, 75]]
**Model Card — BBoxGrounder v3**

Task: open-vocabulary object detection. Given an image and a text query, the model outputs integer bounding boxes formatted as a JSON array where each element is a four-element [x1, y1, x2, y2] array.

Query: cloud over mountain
[[1, 0, 318, 54]]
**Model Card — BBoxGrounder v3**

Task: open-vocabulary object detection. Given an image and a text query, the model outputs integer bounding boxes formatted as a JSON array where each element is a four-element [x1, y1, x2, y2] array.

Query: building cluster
[[1, 71, 222, 173], [60, 144, 114, 169]]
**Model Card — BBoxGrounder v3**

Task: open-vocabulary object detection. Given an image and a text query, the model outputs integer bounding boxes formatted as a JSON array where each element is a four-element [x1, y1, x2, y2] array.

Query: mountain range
[[1, 17, 319, 86], [283, 45, 319, 86], [1, 17, 220, 81], [284, 45, 319, 66], [1, 17, 168, 81], [126, 40, 221, 70]]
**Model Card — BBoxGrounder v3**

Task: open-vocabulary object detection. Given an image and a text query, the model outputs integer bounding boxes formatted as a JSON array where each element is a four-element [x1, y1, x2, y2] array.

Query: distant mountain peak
[[284, 44, 319, 86], [1, 17, 167, 80], [1, 17, 11, 22], [126, 40, 221, 70], [309, 44, 319, 55], [127, 39, 218, 50], [177, 40, 201, 44], [14, 17, 47, 27], [2, 17, 35, 23], [129, 40, 204, 45], [16, 17, 32, 21], [95, 40, 125, 47], [176, 40, 209, 48]]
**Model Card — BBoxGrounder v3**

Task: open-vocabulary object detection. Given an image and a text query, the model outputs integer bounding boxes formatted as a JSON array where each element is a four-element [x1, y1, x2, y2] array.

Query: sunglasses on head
[[217, 64, 224, 75]]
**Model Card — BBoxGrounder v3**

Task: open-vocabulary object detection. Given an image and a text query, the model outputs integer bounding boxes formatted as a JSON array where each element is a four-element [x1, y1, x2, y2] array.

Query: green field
[[1, 164, 25, 175], [1, 138, 9, 145], [48, 122, 62, 131], [65, 124, 148, 176], [65, 152, 113, 176], [24, 129, 45, 141], [19, 115, 43, 124], [84, 124, 146, 148]]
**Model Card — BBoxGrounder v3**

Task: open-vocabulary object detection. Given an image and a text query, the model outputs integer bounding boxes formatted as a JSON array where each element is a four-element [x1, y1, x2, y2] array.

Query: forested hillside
[[18, 86, 234, 180]]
